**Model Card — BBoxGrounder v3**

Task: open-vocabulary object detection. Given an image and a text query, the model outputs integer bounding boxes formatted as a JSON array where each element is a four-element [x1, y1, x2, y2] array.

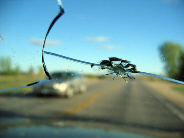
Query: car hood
[[0, 119, 150, 138]]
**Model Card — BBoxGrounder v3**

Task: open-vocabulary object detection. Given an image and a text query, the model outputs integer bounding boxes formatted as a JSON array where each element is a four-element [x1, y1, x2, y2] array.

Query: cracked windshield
[[1, 0, 184, 137]]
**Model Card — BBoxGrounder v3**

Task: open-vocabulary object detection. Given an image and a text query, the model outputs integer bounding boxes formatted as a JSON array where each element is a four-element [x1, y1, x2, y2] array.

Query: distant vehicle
[[33, 72, 86, 98]]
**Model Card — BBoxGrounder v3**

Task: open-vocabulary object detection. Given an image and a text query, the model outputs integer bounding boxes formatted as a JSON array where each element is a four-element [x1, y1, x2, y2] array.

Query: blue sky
[[0, 0, 184, 75]]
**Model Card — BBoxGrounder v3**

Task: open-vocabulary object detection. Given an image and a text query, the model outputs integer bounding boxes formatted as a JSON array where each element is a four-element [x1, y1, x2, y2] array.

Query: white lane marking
[[152, 92, 184, 122], [165, 103, 184, 122]]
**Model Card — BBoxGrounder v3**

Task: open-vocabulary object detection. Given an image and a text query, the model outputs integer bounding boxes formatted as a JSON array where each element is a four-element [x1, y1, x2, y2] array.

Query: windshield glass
[[0, 0, 184, 137]]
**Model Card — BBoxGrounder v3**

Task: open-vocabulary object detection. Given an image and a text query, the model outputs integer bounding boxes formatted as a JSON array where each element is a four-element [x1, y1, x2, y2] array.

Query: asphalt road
[[0, 79, 184, 137]]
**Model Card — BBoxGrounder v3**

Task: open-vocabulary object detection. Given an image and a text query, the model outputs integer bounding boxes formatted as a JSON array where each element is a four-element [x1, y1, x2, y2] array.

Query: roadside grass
[[0, 74, 45, 95], [137, 75, 166, 82], [172, 86, 184, 94]]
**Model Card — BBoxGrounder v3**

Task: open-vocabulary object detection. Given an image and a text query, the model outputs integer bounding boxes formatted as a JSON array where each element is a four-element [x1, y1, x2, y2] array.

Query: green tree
[[0, 57, 6, 73], [159, 42, 183, 78], [178, 51, 184, 81], [28, 66, 34, 74], [14, 65, 21, 75], [37, 65, 44, 74], [5, 57, 12, 75], [0, 57, 22, 75]]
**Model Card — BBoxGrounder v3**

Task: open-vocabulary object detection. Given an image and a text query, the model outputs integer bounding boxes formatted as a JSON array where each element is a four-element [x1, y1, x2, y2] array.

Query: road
[[0, 79, 184, 137]]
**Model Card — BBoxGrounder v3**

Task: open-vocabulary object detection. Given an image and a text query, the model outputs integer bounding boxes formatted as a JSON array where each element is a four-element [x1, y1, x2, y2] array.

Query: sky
[[0, 0, 184, 75]]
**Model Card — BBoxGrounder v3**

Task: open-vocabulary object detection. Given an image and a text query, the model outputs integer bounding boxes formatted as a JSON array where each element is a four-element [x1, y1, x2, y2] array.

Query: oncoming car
[[33, 72, 86, 97]]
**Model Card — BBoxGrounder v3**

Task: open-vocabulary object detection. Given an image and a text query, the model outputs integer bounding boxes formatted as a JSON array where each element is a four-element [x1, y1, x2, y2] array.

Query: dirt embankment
[[142, 80, 184, 110]]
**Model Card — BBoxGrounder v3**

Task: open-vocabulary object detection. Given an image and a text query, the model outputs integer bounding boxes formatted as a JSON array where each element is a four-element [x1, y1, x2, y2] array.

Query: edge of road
[[141, 80, 184, 110], [141, 80, 184, 122]]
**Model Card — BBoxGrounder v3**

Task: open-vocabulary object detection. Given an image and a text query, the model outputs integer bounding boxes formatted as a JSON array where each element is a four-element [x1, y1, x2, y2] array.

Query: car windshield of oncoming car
[[51, 73, 73, 80], [0, 0, 184, 138]]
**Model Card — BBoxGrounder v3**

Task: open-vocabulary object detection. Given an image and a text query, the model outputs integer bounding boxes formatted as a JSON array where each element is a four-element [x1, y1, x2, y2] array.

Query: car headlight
[[53, 83, 67, 91], [53, 83, 60, 89]]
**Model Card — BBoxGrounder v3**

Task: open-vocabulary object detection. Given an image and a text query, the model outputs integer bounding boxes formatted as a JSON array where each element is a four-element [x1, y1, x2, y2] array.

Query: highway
[[0, 79, 184, 137]]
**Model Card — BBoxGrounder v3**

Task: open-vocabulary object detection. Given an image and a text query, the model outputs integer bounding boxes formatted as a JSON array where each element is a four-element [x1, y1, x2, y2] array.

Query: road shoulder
[[142, 80, 184, 111]]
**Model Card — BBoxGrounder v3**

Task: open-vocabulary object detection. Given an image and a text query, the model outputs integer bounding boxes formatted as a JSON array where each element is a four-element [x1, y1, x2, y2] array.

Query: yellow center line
[[51, 81, 121, 121]]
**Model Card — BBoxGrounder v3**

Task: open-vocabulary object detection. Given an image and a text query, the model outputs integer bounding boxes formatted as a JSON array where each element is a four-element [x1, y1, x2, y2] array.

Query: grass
[[0, 74, 45, 95], [172, 86, 184, 94]]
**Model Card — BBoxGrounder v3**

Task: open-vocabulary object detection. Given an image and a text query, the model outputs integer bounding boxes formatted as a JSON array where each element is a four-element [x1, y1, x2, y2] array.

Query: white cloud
[[97, 45, 122, 50], [30, 38, 62, 46], [84, 36, 109, 42]]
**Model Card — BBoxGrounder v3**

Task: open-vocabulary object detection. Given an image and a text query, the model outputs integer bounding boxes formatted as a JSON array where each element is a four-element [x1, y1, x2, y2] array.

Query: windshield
[[0, 0, 184, 137]]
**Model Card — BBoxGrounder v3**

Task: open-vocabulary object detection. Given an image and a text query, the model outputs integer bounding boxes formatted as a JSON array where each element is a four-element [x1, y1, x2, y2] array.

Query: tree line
[[159, 41, 184, 81], [0, 57, 43, 75]]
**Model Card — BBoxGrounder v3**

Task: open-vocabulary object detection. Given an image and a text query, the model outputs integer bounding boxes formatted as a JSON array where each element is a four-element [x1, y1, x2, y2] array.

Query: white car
[[33, 72, 86, 98]]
